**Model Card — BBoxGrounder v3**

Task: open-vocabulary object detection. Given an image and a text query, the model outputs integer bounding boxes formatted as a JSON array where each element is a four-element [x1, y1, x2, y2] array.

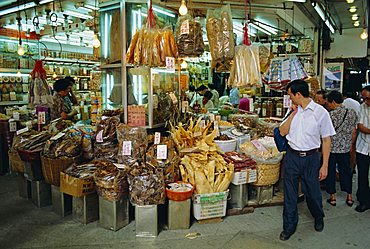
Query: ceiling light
[[92, 33, 101, 48], [354, 21, 360, 26], [349, 6, 357, 13], [352, 14, 359, 21], [17, 44, 25, 56], [346, 0, 355, 3], [52, 72, 57, 79], [360, 28, 368, 40], [180, 60, 188, 69], [153, 7, 176, 18], [63, 10, 93, 20], [0, 0, 53, 16], [179, 0, 188, 16], [314, 4, 335, 33], [84, 4, 100, 10], [254, 22, 278, 35], [249, 23, 272, 35]]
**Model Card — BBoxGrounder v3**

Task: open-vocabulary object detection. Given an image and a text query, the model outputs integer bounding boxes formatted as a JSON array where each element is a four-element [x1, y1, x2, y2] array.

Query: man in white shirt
[[343, 92, 360, 119], [279, 80, 336, 241], [354, 86, 370, 213]]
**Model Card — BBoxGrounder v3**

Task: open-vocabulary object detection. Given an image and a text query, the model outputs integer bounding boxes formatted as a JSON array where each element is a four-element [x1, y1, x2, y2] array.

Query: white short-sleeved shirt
[[286, 100, 336, 151], [356, 103, 370, 155], [343, 98, 360, 120]]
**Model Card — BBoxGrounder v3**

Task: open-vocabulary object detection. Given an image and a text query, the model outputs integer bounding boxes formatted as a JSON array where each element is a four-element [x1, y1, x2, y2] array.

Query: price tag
[[96, 130, 103, 143], [209, 114, 215, 122], [247, 168, 257, 183], [200, 120, 206, 129], [169, 92, 178, 104], [38, 111, 46, 124], [16, 127, 29, 135], [9, 121, 16, 132], [214, 121, 220, 137], [248, 98, 254, 112], [166, 57, 175, 73], [13, 112, 20, 121], [50, 132, 65, 141], [157, 144, 168, 160], [194, 131, 202, 137], [251, 140, 268, 152], [283, 95, 292, 108], [84, 106, 88, 113], [180, 20, 190, 35], [122, 141, 132, 156], [182, 101, 188, 113], [154, 132, 161, 144]]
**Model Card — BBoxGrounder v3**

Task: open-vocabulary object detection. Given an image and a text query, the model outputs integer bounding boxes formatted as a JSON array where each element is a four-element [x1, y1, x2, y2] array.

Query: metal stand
[[17, 174, 31, 199], [72, 193, 99, 225], [31, 180, 52, 208], [135, 205, 158, 237], [168, 199, 191, 230], [228, 183, 248, 209], [99, 196, 130, 231], [51, 185, 72, 217]]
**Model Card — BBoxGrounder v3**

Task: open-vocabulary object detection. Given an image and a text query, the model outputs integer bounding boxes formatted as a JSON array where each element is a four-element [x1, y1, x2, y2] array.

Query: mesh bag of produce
[[175, 14, 205, 57], [116, 124, 147, 166], [93, 160, 129, 201], [127, 163, 165, 205], [93, 116, 120, 162]]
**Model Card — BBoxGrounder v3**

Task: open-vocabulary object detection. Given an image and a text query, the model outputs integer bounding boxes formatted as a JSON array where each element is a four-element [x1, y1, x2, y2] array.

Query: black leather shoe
[[279, 230, 294, 241], [355, 204, 370, 213], [314, 218, 324, 232]]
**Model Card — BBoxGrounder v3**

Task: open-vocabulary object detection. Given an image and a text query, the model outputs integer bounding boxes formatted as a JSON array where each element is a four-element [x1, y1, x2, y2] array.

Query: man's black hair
[[208, 83, 216, 90], [316, 89, 327, 99], [54, 79, 70, 92], [327, 90, 343, 104], [362, 85, 370, 92], [65, 76, 75, 85], [197, 85, 208, 92], [203, 90, 213, 100], [189, 85, 196, 92], [286, 79, 310, 97]]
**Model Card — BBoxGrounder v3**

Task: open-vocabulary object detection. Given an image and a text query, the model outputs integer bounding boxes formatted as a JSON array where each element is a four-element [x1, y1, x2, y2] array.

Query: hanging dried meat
[[94, 160, 129, 201], [228, 44, 262, 88], [94, 116, 120, 162], [175, 15, 205, 57], [126, 27, 178, 67], [127, 162, 165, 205], [110, 9, 122, 63], [206, 5, 234, 72], [29, 60, 53, 107], [116, 124, 147, 166]]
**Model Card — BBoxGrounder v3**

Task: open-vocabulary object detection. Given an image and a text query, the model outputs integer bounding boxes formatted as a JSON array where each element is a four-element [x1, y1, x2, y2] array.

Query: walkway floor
[[0, 174, 369, 249]]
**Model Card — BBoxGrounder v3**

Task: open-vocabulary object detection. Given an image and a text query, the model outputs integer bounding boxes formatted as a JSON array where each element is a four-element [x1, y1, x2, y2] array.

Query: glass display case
[[129, 67, 179, 128], [0, 69, 31, 106]]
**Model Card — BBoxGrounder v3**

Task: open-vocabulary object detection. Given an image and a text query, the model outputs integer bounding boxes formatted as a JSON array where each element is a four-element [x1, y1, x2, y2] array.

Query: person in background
[[208, 83, 220, 108], [186, 85, 196, 103], [64, 76, 78, 106], [239, 97, 250, 112], [325, 91, 357, 207], [202, 90, 214, 110], [190, 85, 207, 108], [354, 86, 370, 213], [229, 87, 240, 107], [315, 90, 329, 111], [278, 79, 335, 241], [343, 92, 360, 119], [51, 79, 78, 120]]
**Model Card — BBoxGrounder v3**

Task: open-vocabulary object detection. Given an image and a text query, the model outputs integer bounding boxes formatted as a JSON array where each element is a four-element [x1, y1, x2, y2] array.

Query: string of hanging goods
[[243, 0, 251, 46]]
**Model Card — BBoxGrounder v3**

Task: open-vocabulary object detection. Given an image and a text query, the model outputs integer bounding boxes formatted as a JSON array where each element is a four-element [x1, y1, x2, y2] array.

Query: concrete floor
[[0, 174, 369, 249]]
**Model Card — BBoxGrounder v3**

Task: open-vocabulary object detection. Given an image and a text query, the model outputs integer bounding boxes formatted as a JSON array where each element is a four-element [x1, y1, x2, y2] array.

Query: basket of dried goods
[[166, 181, 194, 202], [252, 163, 280, 186], [8, 150, 24, 173], [214, 134, 237, 152]]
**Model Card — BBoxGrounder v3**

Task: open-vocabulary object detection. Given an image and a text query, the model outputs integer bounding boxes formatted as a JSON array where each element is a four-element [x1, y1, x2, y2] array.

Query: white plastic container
[[215, 139, 237, 152], [192, 190, 228, 220]]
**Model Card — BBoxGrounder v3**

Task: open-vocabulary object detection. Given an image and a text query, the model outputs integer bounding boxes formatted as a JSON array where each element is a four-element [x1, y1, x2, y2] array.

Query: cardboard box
[[60, 172, 95, 197]]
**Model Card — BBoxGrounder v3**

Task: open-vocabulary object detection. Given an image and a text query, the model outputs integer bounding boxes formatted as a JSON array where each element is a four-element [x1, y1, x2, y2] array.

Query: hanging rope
[[243, 0, 250, 46], [146, 0, 157, 29]]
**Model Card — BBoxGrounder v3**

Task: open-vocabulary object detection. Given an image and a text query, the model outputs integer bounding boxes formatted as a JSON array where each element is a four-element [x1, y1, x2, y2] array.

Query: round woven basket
[[41, 155, 81, 186], [252, 163, 280, 186]]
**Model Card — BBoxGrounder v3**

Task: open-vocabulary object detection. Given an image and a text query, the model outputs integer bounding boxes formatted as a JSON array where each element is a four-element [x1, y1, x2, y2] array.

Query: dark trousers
[[283, 149, 324, 233], [356, 153, 370, 205], [326, 152, 352, 195]]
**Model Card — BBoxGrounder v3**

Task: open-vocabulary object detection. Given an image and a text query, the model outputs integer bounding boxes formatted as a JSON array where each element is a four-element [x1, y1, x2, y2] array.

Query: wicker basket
[[41, 155, 81, 186], [18, 149, 43, 180], [8, 150, 25, 173], [252, 163, 280, 186]]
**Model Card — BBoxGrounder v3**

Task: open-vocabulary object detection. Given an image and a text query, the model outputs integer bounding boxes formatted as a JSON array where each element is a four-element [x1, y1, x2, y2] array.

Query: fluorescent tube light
[[314, 5, 335, 33], [249, 23, 272, 35], [152, 7, 176, 18], [254, 22, 278, 35], [84, 4, 100, 10], [63, 10, 93, 20], [0, 0, 53, 16]]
